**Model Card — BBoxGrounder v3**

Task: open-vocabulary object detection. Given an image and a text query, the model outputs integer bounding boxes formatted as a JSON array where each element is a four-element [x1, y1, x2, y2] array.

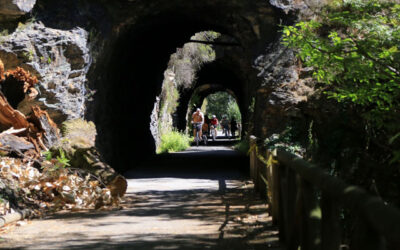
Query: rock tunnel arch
[[87, 2, 286, 172]]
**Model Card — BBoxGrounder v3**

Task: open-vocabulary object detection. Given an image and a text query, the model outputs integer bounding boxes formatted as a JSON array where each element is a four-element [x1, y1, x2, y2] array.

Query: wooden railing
[[249, 136, 400, 250]]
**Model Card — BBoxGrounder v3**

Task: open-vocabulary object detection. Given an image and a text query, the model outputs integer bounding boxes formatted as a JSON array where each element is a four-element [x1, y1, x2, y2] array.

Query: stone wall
[[0, 22, 91, 123]]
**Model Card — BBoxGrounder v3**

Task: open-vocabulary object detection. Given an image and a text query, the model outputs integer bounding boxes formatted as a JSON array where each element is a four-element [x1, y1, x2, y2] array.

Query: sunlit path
[[0, 147, 280, 249]]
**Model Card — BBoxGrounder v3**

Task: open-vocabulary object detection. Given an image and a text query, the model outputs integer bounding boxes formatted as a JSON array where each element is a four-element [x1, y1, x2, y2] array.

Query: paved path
[[0, 146, 280, 249]]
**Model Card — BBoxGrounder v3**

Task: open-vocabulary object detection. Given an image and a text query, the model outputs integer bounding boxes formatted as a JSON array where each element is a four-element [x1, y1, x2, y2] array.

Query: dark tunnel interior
[[93, 13, 234, 172], [88, 2, 284, 173]]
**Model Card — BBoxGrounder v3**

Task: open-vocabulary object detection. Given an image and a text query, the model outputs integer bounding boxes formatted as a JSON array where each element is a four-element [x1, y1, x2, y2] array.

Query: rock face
[[253, 40, 314, 138], [0, 22, 91, 124], [0, 0, 36, 20]]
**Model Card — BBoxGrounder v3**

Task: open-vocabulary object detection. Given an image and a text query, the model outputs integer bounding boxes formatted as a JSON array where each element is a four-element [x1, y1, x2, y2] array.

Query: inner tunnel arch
[[176, 59, 248, 132]]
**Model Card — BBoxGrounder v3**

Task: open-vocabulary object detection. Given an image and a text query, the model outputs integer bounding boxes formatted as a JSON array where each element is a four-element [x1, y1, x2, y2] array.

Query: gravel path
[[0, 146, 280, 249]]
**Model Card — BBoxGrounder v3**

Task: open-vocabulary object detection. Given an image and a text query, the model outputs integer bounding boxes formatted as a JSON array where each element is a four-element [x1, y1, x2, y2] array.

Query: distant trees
[[203, 91, 241, 122]]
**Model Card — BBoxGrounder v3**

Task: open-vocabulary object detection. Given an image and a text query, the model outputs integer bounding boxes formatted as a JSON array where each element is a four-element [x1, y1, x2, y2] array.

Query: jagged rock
[[0, 22, 91, 124], [29, 106, 60, 148], [0, 0, 36, 21], [0, 133, 34, 151]]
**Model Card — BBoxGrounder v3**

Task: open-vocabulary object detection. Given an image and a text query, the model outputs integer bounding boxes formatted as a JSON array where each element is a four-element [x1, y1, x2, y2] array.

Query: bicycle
[[222, 125, 229, 137], [193, 122, 207, 146], [210, 125, 217, 141]]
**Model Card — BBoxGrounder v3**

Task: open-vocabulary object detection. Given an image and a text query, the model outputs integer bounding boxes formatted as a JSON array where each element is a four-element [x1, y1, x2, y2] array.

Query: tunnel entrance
[[199, 91, 242, 138], [88, 3, 284, 173]]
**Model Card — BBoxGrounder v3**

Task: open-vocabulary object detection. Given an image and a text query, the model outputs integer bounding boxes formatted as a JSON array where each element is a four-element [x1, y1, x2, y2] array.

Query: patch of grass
[[61, 118, 97, 148], [234, 139, 249, 154], [158, 131, 191, 154]]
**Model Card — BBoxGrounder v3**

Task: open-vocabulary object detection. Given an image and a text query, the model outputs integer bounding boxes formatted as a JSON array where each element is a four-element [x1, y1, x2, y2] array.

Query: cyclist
[[204, 115, 211, 137], [210, 115, 219, 140], [202, 122, 209, 143], [191, 108, 204, 140], [220, 115, 230, 137]]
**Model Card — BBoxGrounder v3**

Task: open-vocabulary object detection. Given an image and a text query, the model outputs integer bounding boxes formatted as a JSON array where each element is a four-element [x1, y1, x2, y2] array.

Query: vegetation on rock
[[283, 0, 400, 163]]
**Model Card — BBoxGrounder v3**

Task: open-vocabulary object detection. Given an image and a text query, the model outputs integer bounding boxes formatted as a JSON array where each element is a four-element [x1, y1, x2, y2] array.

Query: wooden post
[[249, 136, 257, 181], [270, 149, 280, 224], [258, 157, 268, 199], [287, 174, 302, 250], [351, 218, 386, 250], [300, 180, 321, 250], [284, 167, 298, 248], [321, 192, 341, 250], [278, 163, 288, 243]]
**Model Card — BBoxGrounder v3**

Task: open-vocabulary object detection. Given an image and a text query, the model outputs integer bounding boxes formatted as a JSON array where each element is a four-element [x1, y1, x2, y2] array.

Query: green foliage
[[203, 91, 242, 122], [42, 150, 53, 161], [56, 149, 70, 168], [282, 0, 400, 124], [168, 31, 219, 88], [22, 50, 34, 61], [0, 29, 8, 37], [234, 139, 250, 154], [264, 126, 304, 155], [159, 74, 180, 119], [282, 0, 400, 161], [42, 149, 71, 169], [248, 97, 255, 114], [158, 131, 191, 153]]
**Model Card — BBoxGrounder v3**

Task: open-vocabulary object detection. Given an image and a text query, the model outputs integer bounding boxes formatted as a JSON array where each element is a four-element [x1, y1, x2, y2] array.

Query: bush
[[158, 131, 191, 153], [234, 139, 249, 154]]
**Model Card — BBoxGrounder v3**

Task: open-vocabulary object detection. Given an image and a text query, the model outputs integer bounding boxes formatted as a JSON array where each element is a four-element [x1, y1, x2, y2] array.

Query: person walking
[[230, 118, 237, 138]]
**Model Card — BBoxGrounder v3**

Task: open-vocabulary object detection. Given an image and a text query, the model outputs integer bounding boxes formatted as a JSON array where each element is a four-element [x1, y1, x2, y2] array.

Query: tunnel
[[88, 2, 285, 172]]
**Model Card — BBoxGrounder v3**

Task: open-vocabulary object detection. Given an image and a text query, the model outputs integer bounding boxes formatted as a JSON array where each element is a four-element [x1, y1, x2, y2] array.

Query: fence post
[[300, 179, 321, 250], [257, 156, 267, 198], [249, 136, 257, 183], [271, 149, 280, 225], [284, 167, 298, 249], [321, 192, 341, 250], [351, 218, 386, 250], [278, 162, 287, 243]]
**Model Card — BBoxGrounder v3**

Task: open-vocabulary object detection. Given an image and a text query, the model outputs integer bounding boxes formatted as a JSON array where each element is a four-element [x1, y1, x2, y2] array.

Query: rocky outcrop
[[0, 0, 36, 21], [0, 22, 90, 124], [253, 39, 314, 138]]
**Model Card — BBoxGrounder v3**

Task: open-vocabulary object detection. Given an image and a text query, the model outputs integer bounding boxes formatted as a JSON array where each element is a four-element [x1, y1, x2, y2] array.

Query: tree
[[282, 0, 400, 162], [203, 91, 241, 122]]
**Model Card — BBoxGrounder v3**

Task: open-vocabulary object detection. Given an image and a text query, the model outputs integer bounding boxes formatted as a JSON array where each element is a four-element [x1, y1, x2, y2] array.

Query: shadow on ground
[[1, 146, 280, 249], [3, 180, 280, 249]]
